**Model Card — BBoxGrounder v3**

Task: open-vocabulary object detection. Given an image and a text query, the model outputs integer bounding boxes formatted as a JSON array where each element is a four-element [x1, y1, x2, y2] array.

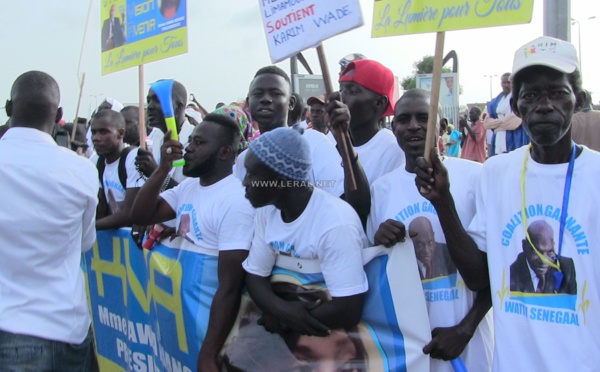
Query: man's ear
[[55, 107, 63, 124], [5, 100, 11, 117], [288, 93, 296, 112], [117, 127, 125, 139], [510, 97, 521, 118], [219, 144, 234, 160], [574, 90, 587, 113], [375, 95, 389, 114]]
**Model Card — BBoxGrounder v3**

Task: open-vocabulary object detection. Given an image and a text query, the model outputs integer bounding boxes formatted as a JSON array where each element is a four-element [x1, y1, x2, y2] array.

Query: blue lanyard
[[557, 143, 577, 262], [521, 143, 577, 291]]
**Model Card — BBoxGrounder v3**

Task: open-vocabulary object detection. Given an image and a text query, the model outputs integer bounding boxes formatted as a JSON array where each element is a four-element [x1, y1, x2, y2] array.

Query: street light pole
[[571, 16, 596, 77], [483, 75, 497, 101]]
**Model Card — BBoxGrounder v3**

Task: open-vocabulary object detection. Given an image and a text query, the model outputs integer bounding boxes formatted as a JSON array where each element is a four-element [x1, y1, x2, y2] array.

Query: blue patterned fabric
[[248, 127, 312, 181]]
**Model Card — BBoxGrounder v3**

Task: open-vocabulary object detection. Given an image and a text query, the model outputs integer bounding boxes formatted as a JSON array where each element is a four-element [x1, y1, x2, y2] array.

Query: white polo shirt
[[0, 127, 98, 344]]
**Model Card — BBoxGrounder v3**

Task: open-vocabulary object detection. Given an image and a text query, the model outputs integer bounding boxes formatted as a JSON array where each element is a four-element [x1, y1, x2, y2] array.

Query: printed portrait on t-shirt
[[177, 213, 194, 243], [107, 189, 123, 214], [510, 220, 577, 295], [409, 217, 457, 281]]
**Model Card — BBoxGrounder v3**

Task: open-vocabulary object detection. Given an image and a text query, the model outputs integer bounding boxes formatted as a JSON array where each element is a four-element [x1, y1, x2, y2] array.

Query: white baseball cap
[[510, 36, 579, 81]]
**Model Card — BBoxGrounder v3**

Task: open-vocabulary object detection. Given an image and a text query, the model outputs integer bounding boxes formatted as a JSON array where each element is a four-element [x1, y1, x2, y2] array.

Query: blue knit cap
[[248, 127, 312, 181]]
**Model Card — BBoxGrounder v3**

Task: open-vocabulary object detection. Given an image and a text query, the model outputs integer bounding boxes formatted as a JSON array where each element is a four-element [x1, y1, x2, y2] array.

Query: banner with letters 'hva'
[[84, 229, 431, 371], [259, 0, 364, 63]]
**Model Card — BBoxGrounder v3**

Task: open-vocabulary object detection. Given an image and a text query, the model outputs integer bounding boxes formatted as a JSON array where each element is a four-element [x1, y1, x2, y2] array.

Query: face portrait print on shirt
[[394, 205, 459, 303], [499, 209, 585, 327], [176, 203, 203, 244]]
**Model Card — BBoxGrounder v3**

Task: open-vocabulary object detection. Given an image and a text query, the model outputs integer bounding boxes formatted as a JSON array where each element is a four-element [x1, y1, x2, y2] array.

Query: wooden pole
[[421, 32, 445, 193], [138, 65, 147, 150], [70, 73, 86, 143], [316, 44, 357, 191], [424, 32, 445, 162]]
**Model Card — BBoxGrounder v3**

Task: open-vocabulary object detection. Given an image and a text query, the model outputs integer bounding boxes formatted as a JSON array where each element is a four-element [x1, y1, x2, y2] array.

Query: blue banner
[[85, 230, 431, 371]]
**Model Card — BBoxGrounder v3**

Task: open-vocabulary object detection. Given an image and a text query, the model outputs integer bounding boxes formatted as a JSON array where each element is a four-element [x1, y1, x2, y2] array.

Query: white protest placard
[[259, 0, 363, 63]]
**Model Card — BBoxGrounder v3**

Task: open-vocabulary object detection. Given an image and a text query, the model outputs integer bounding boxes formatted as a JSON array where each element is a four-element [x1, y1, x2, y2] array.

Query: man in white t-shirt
[[92, 109, 146, 230], [416, 36, 600, 371], [338, 59, 405, 185], [242, 127, 368, 338], [368, 89, 493, 372], [234, 66, 370, 222], [131, 113, 255, 371], [136, 79, 194, 185], [0, 71, 97, 370]]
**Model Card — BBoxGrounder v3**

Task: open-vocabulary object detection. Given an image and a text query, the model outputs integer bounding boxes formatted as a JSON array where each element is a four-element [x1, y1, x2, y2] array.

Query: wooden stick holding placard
[[421, 32, 445, 194], [316, 44, 357, 191], [70, 73, 86, 143], [138, 65, 147, 150]]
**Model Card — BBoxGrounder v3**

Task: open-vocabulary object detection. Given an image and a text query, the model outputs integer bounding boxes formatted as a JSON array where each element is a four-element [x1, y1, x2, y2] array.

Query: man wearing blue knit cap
[[242, 127, 368, 339]]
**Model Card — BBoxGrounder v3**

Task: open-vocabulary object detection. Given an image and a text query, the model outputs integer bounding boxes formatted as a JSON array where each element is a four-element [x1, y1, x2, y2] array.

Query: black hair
[[501, 72, 511, 79], [254, 66, 291, 84], [512, 66, 582, 101], [121, 105, 138, 114], [92, 109, 126, 130], [288, 93, 305, 124], [203, 112, 241, 151], [395, 88, 430, 109], [172, 80, 187, 107], [470, 106, 482, 115], [9, 70, 60, 126]]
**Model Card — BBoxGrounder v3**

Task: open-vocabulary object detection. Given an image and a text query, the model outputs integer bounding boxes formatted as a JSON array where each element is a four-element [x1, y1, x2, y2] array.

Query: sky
[[0, 0, 598, 124]]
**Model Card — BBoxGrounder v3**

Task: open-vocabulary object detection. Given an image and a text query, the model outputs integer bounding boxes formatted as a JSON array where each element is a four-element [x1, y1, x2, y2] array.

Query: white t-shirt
[[301, 129, 345, 197], [234, 131, 345, 197], [160, 175, 255, 251], [326, 130, 335, 144], [494, 93, 512, 154], [243, 188, 368, 297], [353, 128, 404, 185], [368, 158, 493, 372], [100, 147, 145, 214], [467, 146, 600, 372]]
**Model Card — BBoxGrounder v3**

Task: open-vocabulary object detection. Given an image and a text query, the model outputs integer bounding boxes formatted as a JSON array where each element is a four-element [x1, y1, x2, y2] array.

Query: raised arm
[[327, 92, 371, 226], [130, 131, 182, 225]]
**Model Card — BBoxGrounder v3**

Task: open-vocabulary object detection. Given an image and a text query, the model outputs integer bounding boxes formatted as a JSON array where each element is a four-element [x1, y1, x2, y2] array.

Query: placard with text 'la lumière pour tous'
[[372, 0, 533, 37], [100, 0, 188, 75]]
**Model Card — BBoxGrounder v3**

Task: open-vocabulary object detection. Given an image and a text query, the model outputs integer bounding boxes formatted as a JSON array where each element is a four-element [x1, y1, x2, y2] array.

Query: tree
[[401, 55, 452, 91]]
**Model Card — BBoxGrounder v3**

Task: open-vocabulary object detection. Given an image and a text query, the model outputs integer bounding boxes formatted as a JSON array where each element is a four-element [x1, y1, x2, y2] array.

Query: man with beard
[[130, 113, 255, 372]]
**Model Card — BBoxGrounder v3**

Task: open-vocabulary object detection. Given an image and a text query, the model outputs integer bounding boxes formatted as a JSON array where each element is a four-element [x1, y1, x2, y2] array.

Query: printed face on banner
[[372, 0, 534, 37], [101, 0, 188, 75], [259, 0, 364, 63]]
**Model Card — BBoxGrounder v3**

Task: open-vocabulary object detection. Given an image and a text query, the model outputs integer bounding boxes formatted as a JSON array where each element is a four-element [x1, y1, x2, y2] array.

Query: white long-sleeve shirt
[[0, 127, 98, 344]]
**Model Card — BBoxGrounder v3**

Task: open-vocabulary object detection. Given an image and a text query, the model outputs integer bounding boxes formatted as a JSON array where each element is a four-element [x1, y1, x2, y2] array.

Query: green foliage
[[400, 55, 453, 91]]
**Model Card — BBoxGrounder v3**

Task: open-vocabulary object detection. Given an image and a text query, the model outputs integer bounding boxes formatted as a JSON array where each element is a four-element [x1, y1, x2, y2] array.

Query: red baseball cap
[[339, 59, 395, 117]]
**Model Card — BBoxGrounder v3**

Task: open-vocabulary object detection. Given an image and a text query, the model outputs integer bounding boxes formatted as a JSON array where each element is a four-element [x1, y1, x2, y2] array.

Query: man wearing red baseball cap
[[338, 59, 404, 184]]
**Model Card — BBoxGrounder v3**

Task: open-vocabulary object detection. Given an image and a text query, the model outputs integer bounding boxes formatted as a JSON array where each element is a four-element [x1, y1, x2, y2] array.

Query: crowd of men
[[1, 35, 598, 371]]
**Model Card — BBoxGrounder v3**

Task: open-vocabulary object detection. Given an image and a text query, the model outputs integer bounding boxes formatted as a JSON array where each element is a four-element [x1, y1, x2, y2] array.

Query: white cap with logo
[[510, 36, 580, 81]]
